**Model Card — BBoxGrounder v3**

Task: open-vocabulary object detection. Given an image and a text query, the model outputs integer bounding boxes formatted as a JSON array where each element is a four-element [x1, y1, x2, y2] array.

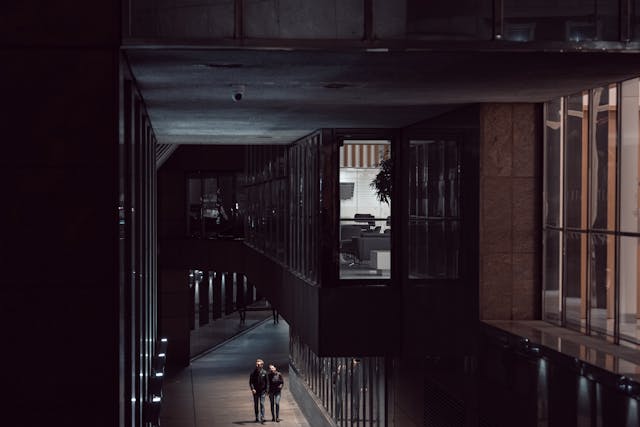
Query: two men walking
[[249, 358, 284, 423]]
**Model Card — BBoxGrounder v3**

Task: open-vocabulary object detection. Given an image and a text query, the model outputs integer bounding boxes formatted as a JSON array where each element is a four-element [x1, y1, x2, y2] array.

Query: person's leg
[[269, 393, 275, 420], [253, 394, 260, 421], [259, 393, 266, 421], [274, 392, 281, 421]]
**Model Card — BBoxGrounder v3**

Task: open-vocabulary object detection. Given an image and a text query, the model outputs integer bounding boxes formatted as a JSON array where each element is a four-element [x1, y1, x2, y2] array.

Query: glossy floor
[[160, 319, 312, 426]]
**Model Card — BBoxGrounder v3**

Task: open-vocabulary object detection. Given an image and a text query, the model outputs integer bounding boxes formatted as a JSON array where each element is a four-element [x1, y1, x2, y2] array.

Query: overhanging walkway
[[160, 319, 312, 426]]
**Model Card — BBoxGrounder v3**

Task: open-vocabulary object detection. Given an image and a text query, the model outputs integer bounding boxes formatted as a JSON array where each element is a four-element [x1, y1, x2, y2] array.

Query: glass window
[[187, 172, 242, 239], [620, 235, 640, 344], [504, 0, 619, 42], [543, 79, 640, 347], [544, 98, 563, 227], [589, 233, 615, 338], [589, 84, 617, 231], [565, 91, 589, 230], [564, 231, 587, 332], [620, 78, 640, 233], [633, 0, 640, 41], [339, 140, 391, 280], [543, 230, 562, 324], [409, 139, 460, 279]]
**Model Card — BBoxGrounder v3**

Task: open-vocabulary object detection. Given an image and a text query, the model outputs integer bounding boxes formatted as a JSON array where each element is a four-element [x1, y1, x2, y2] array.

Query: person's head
[[269, 364, 277, 374], [256, 359, 264, 370]]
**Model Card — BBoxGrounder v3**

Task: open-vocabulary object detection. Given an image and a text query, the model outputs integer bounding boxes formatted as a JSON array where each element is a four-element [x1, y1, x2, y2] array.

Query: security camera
[[231, 84, 245, 102]]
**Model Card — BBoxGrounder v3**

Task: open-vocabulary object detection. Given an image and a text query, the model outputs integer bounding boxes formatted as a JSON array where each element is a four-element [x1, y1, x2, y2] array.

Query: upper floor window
[[409, 138, 461, 280], [543, 78, 640, 345], [339, 140, 391, 280], [187, 172, 244, 239]]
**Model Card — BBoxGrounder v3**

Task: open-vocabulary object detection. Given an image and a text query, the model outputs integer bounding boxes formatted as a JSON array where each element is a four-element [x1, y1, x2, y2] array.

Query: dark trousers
[[253, 392, 265, 420]]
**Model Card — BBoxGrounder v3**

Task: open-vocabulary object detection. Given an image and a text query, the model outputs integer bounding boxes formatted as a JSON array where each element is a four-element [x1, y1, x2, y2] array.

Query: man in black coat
[[249, 358, 268, 423]]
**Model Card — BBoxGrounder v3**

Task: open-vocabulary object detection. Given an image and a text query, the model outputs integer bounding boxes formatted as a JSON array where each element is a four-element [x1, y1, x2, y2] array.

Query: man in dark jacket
[[249, 358, 268, 423], [267, 364, 284, 422]]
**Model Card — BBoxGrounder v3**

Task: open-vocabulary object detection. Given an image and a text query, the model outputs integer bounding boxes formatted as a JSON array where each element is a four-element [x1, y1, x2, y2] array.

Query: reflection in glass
[[590, 85, 617, 231], [620, 236, 640, 344], [544, 78, 640, 347], [565, 91, 589, 230], [339, 141, 391, 280], [245, 145, 291, 265], [589, 233, 615, 338], [620, 78, 640, 233], [544, 98, 563, 227], [187, 173, 243, 239], [565, 231, 587, 332], [409, 140, 460, 279], [543, 230, 562, 324]]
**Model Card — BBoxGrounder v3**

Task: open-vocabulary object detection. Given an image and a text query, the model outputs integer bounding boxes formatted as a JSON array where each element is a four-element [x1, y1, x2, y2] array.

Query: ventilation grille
[[424, 380, 464, 427]]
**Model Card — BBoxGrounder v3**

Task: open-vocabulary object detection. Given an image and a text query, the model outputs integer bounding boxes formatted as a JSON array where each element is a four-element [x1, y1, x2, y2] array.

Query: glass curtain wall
[[543, 78, 640, 345], [290, 334, 387, 427], [409, 139, 461, 279], [289, 134, 320, 283], [339, 140, 391, 280], [503, 0, 620, 42], [245, 145, 288, 263], [245, 133, 320, 283], [119, 79, 159, 426], [620, 78, 640, 343], [543, 97, 563, 323]]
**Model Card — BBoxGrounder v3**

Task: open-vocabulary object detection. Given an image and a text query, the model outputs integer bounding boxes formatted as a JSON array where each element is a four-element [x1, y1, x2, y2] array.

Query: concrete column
[[479, 103, 541, 320]]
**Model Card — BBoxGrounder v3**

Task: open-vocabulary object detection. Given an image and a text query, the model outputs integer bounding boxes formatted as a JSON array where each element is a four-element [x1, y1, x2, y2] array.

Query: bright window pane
[[620, 78, 640, 233], [620, 235, 640, 344], [339, 140, 391, 280]]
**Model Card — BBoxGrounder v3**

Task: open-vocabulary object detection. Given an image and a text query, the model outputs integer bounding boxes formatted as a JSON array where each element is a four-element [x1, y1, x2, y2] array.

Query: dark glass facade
[[119, 78, 161, 426], [409, 139, 461, 279], [245, 134, 320, 282]]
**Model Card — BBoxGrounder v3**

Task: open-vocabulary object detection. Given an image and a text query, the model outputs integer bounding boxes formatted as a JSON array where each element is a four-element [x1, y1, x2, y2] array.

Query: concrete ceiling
[[126, 49, 640, 145]]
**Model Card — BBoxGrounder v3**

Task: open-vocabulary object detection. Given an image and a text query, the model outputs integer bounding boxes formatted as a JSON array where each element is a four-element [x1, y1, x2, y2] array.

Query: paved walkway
[[160, 319, 312, 427]]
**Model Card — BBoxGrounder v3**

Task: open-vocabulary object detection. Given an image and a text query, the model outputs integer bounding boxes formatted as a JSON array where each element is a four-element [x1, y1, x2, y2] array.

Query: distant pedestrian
[[267, 364, 284, 422], [249, 358, 268, 423], [272, 308, 279, 324]]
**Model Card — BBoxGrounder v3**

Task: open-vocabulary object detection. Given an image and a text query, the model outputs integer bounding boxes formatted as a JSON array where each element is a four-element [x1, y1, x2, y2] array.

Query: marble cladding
[[480, 103, 540, 321]]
